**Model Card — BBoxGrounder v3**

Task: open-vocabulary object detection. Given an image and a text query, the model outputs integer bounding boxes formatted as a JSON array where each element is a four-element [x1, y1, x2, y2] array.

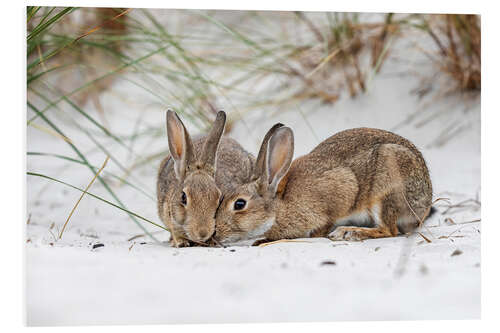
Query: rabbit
[[157, 110, 254, 247], [212, 124, 433, 245]]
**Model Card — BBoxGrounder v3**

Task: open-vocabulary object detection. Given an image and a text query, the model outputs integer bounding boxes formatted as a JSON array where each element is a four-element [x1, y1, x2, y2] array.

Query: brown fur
[[213, 127, 433, 244], [157, 111, 254, 247]]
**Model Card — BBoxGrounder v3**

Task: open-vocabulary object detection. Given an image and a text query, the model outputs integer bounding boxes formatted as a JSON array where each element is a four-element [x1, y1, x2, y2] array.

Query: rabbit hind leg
[[329, 195, 400, 241]]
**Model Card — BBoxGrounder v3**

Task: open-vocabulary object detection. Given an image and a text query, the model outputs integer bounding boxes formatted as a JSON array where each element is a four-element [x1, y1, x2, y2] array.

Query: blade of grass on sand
[[28, 171, 168, 232], [29, 122, 72, 143], [27, 101, 162, 243], [197, 10, 324, 133], [71, 120, 152, 192], [29, 84, 156, 183], [59, 156, 110, 239], [27, 151, 155, 201], [73, 8, 132, 44], [27, 6, 42, 23], [27, 45, 170, 123], [28, 8, 132, 71], [27, 63, 76, 85], [62, 96, 134, 153], [27, 7, 76, 42]]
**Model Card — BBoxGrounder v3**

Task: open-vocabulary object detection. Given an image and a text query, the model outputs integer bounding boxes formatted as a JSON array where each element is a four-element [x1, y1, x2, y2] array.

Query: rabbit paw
[[328, 227, 363, 241], [169, 237, 191, 248]]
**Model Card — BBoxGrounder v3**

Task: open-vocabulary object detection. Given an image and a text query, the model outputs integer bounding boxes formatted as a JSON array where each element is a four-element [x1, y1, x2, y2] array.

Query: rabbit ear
[[166, 110, 195, 181], [253, 123, 284, 181], [265, 127, 294, 195], [199, 111, 226, 174]]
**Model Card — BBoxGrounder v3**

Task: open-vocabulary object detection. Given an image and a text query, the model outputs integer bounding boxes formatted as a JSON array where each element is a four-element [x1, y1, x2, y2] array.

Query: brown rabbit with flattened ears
[[157, 110, 254, 247], [213, 125, 433, 245]]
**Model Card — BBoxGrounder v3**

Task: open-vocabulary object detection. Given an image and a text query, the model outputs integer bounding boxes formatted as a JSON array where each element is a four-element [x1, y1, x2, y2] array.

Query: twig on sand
[[59, 156, 109, 240], [428, 218, 481, 228], [402, 194, 440, 242], [258, 239, 313, 247], [416, 232, 432, 243], [446, 224, 480, 238], [127, 230, 165, 242], [442, 198, 481, 214]]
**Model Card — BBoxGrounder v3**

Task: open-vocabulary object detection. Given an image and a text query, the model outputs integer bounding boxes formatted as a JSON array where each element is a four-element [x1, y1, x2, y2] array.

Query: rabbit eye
[[233, 199, 246, 211], [181, 191, 187, 205]]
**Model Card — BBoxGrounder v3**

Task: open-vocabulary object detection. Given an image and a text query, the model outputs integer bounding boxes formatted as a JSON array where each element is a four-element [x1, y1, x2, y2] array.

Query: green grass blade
[[27, 63, 75, 85], [61, 96, 135, 154], [27, 45, 169, 124], [27, 152, 155, 201], [196, 11, 264, 53], [27, 171, 168, 232], [71, 121, 153, 192], [27, 101, 162, 243], [27, 7, 76, 42], [27, 6, 42, 23]]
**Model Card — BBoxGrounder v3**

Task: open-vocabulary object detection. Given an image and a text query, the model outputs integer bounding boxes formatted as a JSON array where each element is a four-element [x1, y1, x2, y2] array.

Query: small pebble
[[92, 243, 105, 249], [321, 260, 336, 266], [451, 249, 463, 257]]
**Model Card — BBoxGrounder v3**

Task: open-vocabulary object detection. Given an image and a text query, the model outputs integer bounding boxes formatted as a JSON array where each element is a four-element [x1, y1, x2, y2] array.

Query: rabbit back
[[272, 128, 433, 240]]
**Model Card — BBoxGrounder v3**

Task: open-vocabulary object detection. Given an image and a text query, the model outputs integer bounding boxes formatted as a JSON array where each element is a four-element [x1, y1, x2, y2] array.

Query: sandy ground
[[25, 12, 480, 325]]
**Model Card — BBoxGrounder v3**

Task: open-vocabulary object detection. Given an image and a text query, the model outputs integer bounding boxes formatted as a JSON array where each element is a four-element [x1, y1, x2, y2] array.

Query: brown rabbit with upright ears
[[213, 125, 433, 245], [157, 110, 254, 247]]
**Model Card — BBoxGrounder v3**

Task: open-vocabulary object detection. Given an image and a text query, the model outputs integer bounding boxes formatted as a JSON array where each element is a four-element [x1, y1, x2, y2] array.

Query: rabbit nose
[[190, 226, 214, 243], [198, 229, 209, 240], [190, 229, 210, 243]]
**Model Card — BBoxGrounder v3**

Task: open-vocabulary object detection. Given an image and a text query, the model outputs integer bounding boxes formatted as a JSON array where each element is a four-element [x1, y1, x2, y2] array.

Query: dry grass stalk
[[28, 8, 131, 110], [73, 8, 132, 43], [442, 197, 481, 214], [30, 122, 73, 144], [59, 156, 109, 239], [425, 14, 481, 93], [289, 13, 398, 104], [127, 230, 165, 242], [258, 239, 313, 247]]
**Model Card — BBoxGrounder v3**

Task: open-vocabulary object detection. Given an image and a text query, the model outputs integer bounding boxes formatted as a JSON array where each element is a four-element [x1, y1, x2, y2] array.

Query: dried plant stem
[[73, 8, 132, 43], [59, 156, 109, 239], [29, 122, 73, 144], [442, 198, 481, 214], [305, 47, 342, 78], [258, 239, 312, 247], [127, 230, 165, 242], [295, 12, 324, 43]]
